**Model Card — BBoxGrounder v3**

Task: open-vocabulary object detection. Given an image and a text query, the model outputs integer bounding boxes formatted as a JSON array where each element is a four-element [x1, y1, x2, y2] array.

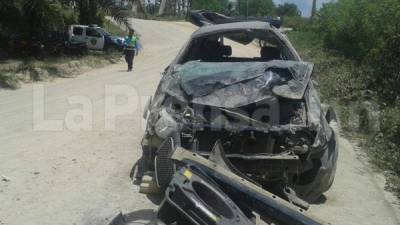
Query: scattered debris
[[139, 173, 162, 194], [164, 147, 326, 225], [158, 166, 254, 225]]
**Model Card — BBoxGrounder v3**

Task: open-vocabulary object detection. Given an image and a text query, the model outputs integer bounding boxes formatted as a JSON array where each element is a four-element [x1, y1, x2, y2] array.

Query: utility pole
[[311, 0, 317, 18]]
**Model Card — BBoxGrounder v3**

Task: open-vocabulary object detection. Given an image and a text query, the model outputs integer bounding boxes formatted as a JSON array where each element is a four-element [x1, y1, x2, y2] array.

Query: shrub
[[191, 0, 229, 13], [316, 0, 400, 103], [367, 106, 400, 194], [297, 0, 400, 196]]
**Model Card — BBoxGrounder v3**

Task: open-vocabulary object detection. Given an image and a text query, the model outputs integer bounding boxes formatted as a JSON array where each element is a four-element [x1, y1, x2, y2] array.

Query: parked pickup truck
[[68, 24, 125, 52]]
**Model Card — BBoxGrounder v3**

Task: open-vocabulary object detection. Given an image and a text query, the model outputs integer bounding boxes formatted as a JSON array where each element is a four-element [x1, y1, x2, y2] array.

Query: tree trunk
[[171, 0, 177, 15], [158, 0, 167, 16], [88, 0, 98, 24], [311, 0, 317, 18], [182, 0, 186, 16], [135, 0, 147, 17], [186, 0, 191, 18], [177, 0, 181, 16], [237, 0, 241, 16], [78, 0, 90, 24]]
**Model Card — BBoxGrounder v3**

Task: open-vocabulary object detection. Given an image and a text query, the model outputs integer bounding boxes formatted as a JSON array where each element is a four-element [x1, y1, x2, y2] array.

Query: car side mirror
[[143, 96, 152, 119]]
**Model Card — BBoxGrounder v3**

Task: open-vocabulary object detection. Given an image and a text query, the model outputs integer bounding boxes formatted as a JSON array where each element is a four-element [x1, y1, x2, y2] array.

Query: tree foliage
[[237, 0, 275, 17], [0, 0, 134, 56], [276, 3, 301, 17], [299, 0, 400, 193], [73, 0, 135, 26], [0, 0, 72, 55], [316, 0, 400, 103], [317, 0, 400, 61], [275, 3, 303, 30], [191, 0, 229, 12]]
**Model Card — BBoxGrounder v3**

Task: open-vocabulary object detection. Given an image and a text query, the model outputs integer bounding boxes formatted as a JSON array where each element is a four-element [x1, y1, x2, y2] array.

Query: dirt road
[[0, 19, 399, 225]]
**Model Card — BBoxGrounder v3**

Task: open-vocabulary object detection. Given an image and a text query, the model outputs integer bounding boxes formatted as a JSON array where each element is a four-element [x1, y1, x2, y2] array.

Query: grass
[[0, 72, 20, 89], [0, 53, 121, 89], [147, 15, 187, 21], [287, 31, 363, 103], [133, 12, 187, 21]]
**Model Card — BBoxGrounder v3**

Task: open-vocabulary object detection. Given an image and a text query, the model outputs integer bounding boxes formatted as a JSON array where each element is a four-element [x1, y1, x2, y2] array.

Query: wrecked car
[[138, 21, 339, 204]]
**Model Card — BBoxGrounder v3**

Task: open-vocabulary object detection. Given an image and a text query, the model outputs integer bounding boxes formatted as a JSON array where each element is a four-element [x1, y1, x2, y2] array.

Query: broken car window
[[179, 29, 291, 63]]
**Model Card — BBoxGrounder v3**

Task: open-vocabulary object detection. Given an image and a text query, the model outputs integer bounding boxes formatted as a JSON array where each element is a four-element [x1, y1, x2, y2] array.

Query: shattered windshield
[[177, 61, 272, 96], [174, 60, 313, 101]]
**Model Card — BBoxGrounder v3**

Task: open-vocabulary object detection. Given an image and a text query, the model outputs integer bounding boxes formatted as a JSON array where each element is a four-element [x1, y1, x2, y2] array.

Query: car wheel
[[105, 45, 118, 54]]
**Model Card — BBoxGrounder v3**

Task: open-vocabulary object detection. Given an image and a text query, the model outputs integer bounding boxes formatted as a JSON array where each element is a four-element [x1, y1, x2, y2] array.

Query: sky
[[272, 0, 334, 17]]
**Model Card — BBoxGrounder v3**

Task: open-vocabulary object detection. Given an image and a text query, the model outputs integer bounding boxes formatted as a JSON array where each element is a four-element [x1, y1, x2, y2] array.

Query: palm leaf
[[97, 0, 138, 29]]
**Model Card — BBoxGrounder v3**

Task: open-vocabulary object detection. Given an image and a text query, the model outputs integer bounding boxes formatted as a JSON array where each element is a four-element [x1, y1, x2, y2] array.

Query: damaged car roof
[[191, 21, 274, 38]]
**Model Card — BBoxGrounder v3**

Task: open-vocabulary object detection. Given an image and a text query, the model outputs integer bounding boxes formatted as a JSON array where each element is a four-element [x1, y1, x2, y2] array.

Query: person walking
[[123, 29, 139, 72]]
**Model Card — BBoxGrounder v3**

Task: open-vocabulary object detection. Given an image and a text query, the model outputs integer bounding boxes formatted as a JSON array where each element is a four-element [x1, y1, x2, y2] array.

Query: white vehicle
[[68, 25, 124, 51]]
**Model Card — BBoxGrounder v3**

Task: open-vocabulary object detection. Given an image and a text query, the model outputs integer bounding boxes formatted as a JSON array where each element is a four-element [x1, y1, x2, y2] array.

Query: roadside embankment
[[0, 53, 122, 89], [287, 30, 400, 198]]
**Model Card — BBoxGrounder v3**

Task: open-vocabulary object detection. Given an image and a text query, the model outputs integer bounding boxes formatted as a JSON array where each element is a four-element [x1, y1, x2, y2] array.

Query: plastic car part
[[155, 137, 176, 188], [171, 147, 327, 225], [208, 140, 309, 210], [157, 167, 255, 225], [108, 211, 165, 225]]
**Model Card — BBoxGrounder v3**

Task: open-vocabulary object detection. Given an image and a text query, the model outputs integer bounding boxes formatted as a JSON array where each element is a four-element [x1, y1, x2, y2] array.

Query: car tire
[[105, 45, 118, 54]]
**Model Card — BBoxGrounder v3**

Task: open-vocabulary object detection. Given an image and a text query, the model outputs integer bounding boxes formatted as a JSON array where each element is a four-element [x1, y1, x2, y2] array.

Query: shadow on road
[[129, 159, 141, 185], [312, 194, 327, 205], [108, 209, 158, 225], [146, 193, 163, 205], [129, 158, 164, 205]]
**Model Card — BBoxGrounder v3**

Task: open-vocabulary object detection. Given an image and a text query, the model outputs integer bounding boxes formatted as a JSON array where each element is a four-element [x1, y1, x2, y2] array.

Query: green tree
[[276, 3, 301, 17], [316, 0, 400, 101], [191, 0, 229, 12], [22, 0, 66, 38], [74, 0, 136, 26], [311, 0, 316, 18], [0, 0, 135, 56], [238, 0, 275, 17], [317, 0, 399, 60], [0, 0, 68, 43]]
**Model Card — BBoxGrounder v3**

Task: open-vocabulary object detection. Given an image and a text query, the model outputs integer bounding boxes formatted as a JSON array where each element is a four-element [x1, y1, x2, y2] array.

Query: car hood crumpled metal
[[165, 60, 314, 108]]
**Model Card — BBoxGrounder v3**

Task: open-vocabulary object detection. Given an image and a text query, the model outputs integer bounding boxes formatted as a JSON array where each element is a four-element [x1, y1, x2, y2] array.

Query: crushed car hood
[[166, 60, 313, 108]]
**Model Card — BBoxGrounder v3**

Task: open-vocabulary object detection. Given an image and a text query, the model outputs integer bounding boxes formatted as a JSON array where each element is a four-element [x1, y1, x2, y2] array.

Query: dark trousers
[[124, 49, 135, 70]]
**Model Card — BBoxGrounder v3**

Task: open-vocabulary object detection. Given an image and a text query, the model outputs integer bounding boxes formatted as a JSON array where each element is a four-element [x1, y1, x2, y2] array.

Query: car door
[[70, 26, 86, 44], [86, 28, 105, 50]]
